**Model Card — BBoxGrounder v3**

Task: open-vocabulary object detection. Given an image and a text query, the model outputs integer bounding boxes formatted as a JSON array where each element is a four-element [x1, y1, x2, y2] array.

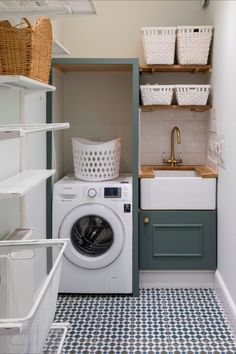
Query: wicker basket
[[0, 17, 52, 84], [175, 85, 211, 105], [177, 26, 213, 65], [140, 85, 174, 105], [141, 27, 176, 65]]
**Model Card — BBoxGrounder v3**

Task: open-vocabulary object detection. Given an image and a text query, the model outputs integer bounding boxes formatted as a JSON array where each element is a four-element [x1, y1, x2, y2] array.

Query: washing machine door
[[59, 203, 125, 269]]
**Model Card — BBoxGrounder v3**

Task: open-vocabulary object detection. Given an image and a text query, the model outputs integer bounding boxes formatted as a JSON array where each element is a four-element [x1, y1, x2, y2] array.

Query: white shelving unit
[[5, 228, 33, 240], [0, 170, 56, 199], [0, 123, 70, 140], [0, 0, 97, 17], [0, 74, 68, 230], [0, 76, 55, 93]]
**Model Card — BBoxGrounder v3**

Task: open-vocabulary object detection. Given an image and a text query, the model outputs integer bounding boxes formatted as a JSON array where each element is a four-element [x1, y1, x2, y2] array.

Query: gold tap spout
[[163, 126, 182, 166]]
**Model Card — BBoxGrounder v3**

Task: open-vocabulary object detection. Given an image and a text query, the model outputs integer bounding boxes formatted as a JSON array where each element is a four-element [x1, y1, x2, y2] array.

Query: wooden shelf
[[140, 105, 212, 112], [140, 64, 212, 74], [0, 170, 55, 199], [0, 123, 70, 140], [0, 76, 56, 93]]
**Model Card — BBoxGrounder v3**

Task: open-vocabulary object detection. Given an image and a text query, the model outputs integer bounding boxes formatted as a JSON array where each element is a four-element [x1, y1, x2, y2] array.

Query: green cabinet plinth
[[139, 210, 216, 270]]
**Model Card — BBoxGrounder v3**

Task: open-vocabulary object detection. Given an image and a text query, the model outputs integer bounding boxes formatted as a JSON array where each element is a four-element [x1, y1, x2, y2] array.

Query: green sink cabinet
[[139, 210, 216, 270]]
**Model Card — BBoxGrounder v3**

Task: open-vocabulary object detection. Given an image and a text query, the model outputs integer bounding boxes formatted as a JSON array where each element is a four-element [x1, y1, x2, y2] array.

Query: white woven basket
[[177, 26, 213, 65], [175, 85, 211, 105], [141, 27, 176, 65], [140, 85, 174, 105], [72, 137, 121, 181]]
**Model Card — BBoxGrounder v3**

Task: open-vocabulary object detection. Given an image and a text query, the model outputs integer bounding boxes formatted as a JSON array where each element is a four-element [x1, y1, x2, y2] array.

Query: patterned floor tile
[[43, 288, 236, 353]]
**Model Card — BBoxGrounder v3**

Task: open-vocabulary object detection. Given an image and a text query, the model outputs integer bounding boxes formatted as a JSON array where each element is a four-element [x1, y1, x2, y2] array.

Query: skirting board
[[139, 270, 215, 289], [215, 270, 236, 338]]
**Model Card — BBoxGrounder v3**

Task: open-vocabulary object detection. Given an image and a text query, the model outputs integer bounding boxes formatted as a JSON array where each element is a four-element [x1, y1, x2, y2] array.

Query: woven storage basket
[[140, 85, 174, 105], [175, 85, 211, 105], [141, 27, 176, 65], [72, 137, 121, 182], [0, 17, 52, 84], [177, 26, 213, 65]]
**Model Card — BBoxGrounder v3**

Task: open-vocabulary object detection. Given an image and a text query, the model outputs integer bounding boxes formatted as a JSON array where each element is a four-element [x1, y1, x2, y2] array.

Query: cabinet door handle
[[144, 217, 149, 224]]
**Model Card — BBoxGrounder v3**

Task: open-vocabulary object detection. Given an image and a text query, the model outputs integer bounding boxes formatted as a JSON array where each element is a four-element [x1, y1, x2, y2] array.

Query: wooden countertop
[[139, 165, 218, 178]]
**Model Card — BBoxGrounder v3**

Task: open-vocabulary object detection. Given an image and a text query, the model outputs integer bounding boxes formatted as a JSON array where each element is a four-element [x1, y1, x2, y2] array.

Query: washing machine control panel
[[104, 187, 121, 198], [81, 185, 131, 201]]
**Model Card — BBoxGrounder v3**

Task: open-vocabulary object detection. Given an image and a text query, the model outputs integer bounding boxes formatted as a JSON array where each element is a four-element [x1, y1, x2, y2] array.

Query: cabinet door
[[139, 210, 216, 270]]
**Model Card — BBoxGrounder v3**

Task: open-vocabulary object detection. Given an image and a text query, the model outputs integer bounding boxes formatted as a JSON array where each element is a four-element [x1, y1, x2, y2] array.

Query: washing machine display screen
[[71, 215, 114, 257], [104, 187, 121, 198]]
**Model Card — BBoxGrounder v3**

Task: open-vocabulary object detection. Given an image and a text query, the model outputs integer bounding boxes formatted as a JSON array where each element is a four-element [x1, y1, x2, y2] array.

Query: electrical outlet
[[214, 134, 225, 168], [208, 139, 214, 152], [214, 142, 219, 155], [218, 140, 225, 162]]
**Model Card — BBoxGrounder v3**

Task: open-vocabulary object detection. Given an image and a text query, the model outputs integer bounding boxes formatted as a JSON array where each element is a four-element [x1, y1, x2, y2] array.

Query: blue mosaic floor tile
[[43, 288, 236, 353]]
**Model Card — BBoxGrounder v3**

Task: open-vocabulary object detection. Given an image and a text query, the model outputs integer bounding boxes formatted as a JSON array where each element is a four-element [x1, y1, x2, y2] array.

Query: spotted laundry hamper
[[72, 137, 121, 181]]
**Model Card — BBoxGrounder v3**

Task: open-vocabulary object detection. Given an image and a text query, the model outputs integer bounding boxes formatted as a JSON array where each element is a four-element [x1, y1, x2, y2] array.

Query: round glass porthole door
[[71, 215, 114, 257], [59, 203, 125, 269]]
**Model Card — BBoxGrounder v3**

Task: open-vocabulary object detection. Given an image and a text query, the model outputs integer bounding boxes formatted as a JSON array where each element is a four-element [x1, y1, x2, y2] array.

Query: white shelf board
[[0, 76, 56, 93], [0, 1, 96, 17], [0, 170, 55, 198], [5, 228, 33, 241], [0, 123, 70, 140], [53, 40, 70, 56]]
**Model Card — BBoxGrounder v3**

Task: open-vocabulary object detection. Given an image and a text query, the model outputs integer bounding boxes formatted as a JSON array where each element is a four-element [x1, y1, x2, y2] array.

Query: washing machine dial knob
[[88, 188, 97, 198]]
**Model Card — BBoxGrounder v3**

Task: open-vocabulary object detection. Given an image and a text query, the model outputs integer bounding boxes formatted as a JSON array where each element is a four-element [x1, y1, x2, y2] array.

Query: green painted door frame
[[46, 58, 140, 296]]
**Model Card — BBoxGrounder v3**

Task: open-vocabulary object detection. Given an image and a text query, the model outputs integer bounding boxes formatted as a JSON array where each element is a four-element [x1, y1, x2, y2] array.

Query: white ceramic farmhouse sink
[[154, 170, 199, 178], [141, 170, 216, 210]]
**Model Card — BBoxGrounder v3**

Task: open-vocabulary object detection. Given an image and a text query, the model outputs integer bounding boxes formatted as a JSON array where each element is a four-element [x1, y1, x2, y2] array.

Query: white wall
[[60, 0, 211, 60], [206, 0, 236, 306], [52, 19, 64, 44]]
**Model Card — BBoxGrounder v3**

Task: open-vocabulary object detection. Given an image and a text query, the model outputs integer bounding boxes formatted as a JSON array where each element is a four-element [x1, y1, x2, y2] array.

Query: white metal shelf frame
[[0, 123, 70, 140], [0, 74, 67, 230], [0, 76, 55, 93], [0, 170, 56, 199], [0, 1, 97, 17]]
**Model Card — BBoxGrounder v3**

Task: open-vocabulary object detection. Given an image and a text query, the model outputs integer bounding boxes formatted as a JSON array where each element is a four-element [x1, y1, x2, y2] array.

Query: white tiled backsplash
[[140, 110, 209, 165]]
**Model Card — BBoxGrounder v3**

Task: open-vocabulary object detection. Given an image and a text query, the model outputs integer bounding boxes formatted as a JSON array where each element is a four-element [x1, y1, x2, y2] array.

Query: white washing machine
[[53, 175, 132, 294]]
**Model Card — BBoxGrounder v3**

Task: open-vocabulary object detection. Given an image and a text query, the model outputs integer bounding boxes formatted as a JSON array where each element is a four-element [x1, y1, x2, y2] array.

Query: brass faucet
[[163, 126, 182, 166]]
